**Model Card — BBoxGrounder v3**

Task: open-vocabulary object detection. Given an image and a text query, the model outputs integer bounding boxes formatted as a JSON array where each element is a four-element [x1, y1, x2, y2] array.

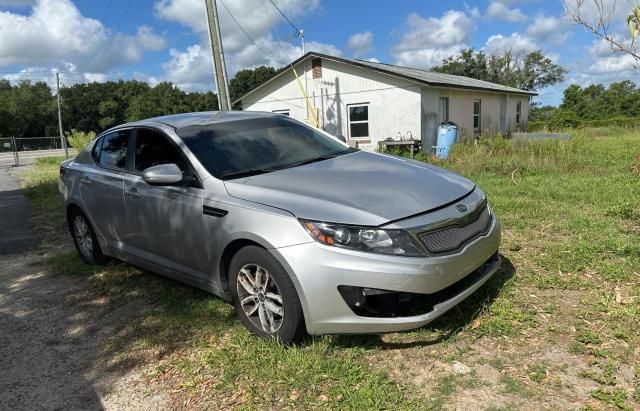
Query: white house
[[237, 52, 536, 151]]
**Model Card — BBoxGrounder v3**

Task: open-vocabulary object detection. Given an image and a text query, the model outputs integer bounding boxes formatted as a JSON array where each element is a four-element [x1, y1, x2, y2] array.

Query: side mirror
[[142, 163, 183, 185]]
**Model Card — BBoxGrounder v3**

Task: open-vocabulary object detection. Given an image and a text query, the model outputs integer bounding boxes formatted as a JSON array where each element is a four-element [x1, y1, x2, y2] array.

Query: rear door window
[[96, 130, 129, 171]]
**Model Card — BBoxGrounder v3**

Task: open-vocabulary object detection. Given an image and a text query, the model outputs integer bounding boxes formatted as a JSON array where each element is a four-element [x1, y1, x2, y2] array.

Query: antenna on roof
[[298, 29, 305, 56], [266, 0, 305, 56]]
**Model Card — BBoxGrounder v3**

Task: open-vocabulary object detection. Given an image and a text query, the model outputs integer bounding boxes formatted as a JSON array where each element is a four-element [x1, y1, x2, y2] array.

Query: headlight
[[300, 220, 425, 257]]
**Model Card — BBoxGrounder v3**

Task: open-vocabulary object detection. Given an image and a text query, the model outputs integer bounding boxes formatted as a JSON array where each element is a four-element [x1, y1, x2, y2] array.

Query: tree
[[559, 81, 640, 119], [229, 66, 278, 107], [3, 81, 56, 137], [432, 49, 567, 91], [0, 65, 273, 137], [565, 0, 640, 66]]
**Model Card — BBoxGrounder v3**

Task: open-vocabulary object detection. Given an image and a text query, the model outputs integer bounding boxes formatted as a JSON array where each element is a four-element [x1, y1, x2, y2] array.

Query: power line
[[266, 0, 301, 36], [99, 0, 115, 24], [0, 70, 61, 75], [218, 0, 278, 64]]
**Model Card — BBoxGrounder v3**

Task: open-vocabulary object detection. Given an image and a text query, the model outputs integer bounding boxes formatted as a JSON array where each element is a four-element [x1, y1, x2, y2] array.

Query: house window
[[273, 109, 290, 116], [515, 101, 521, 125], [473, 99, 481, 132], [311, 58, 322, 79], [439, 97, 449, 123], [348, 104, 369, 139]]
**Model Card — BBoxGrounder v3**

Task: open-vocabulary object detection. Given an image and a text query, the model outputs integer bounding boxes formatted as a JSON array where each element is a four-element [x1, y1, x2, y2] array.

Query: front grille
[[418, 205, 492, 255]]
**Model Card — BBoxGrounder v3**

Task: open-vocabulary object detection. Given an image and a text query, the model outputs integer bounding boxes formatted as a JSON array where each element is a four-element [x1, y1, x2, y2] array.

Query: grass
[[21, 127, 640, 409]]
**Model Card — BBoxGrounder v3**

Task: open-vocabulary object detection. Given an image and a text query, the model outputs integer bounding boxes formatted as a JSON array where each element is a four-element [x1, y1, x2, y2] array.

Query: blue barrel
[[435, 122, 458, 159]]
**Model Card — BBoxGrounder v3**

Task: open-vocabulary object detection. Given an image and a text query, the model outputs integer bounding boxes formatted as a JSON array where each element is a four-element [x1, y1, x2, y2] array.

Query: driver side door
[[122, 127, 209, 279]]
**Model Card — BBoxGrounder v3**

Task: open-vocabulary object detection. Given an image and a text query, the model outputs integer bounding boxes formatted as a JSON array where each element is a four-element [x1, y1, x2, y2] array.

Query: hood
[[224, 151, 475, 226]]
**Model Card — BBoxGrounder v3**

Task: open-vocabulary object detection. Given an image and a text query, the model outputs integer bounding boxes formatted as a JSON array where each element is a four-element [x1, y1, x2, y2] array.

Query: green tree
[[433, 49, 567, 91], [229, 66, 278, 107], [559, 81, 640, 121]]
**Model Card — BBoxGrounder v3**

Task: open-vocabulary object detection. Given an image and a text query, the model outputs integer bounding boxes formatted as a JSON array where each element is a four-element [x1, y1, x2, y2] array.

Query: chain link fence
[[0, 137, 70, 167]]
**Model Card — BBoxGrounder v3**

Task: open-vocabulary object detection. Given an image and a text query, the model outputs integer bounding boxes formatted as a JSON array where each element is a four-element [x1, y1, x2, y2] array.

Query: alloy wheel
[[73, 215, 93, 258], [236, 263, 285, 333]]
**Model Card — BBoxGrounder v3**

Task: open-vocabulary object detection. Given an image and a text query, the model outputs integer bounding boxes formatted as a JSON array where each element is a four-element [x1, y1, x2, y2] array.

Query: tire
[[68, 208, 109, 265], [229, 246, 307, 344]]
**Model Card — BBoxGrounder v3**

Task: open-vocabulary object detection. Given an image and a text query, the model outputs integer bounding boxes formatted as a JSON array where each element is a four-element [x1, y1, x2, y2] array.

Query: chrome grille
[[418, 206, 492, 254]]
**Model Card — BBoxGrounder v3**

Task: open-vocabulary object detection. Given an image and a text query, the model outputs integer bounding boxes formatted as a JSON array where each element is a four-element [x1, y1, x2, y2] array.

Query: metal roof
[[356, 59, 537, 95], [236, 52, 537, 103]]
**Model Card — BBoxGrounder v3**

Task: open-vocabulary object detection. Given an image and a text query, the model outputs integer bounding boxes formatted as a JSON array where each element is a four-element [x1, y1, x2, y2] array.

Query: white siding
[[241, 56, 532, 151], [242, 58, 422, 150]]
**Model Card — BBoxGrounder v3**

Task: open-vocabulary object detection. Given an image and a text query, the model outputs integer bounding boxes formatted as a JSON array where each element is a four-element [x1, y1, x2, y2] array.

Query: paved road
[[0, 149, 73, 167], [0, 167, 39, 255]]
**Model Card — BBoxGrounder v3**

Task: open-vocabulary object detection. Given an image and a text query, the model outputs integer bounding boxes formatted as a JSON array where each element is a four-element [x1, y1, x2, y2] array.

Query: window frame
[[515, 100, 522, 125], [439, 97, 449, 123], [92, 129, 131, 172], [473, 99, 482, 133], [347, 103, 370, 140], [129, 127, 203, 189]]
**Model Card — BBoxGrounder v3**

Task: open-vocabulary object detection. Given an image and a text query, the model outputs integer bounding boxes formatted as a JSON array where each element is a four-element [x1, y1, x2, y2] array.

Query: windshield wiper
[[281, 151, 350, 169], [220, 150, 352, 179], [219, 168, 277, 180]]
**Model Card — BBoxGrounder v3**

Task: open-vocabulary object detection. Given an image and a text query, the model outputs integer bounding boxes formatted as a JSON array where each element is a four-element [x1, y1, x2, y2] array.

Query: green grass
[[22, 129, 640, 409]]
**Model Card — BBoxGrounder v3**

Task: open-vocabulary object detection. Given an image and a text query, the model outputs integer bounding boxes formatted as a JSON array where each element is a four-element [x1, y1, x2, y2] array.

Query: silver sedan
[[59, 111, 501, 343]]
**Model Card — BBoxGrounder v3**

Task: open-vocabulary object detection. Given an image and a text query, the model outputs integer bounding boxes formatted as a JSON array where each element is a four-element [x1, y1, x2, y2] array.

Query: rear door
[[80, 129, 130, 244], [122, 127, 209, 277]]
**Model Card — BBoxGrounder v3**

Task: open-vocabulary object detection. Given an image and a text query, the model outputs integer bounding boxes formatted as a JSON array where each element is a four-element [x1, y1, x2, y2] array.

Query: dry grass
[[22, 128, 640, 410]]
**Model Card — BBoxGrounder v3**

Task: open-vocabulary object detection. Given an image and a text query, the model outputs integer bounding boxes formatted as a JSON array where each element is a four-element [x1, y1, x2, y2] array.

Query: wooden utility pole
[[55, 72, 69, 158], [204, 0, 231, 111]]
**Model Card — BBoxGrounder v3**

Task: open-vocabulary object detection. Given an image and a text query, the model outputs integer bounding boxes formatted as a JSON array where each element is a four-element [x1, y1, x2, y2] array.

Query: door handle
[[126, 188, 141, 198], [80, 176, 91, 185]]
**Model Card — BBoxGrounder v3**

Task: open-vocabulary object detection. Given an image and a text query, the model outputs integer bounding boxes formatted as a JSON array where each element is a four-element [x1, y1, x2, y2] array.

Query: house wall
[[241, 58, 422, 150], [422, 88, 531, 145], [242, 56, 531, 151]]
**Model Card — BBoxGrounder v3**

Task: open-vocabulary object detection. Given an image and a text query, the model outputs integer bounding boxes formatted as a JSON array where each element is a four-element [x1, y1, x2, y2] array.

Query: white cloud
[[526, 15, 572, 46], [485, 2, 527, 23], [0, 0, 165, 72], [347, 31, 373, 58], [0, 0, 35, 6], [155, 0, 341, 91], [391, 9, 479, 68], [484, 33, 539, 56], [583, 38, 637, 76], [162, 45, 214, 91], [562, 0, 635, 28]]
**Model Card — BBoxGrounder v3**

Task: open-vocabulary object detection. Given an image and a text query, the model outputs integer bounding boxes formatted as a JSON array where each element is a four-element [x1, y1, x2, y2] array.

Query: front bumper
[[273, 217, 501, 335]]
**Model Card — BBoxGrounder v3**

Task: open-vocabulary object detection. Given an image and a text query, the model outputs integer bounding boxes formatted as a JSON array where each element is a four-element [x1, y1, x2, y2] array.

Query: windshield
[[179, 116, 352, 179]]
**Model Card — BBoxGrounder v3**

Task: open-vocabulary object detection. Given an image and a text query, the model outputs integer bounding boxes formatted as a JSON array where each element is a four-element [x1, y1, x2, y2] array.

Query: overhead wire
[[1, 0, 129, 85], [266, 0, 301, 37], [218, 0, 283, 66]]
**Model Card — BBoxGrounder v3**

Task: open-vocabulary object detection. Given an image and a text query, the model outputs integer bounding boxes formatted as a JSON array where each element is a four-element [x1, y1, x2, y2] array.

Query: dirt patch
[[0, 251, 170, 410]]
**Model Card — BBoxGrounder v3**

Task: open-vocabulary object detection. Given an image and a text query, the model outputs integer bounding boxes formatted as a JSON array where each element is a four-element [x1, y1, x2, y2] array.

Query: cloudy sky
[[0, 0, 637, 105]]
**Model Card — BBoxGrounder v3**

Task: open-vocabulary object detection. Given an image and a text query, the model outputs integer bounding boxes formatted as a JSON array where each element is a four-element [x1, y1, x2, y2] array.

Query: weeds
[[21, 129, 640, 410]]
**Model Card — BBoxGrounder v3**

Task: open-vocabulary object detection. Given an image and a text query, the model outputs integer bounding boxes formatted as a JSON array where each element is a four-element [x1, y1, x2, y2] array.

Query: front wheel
[[229, 246, 307, 344]]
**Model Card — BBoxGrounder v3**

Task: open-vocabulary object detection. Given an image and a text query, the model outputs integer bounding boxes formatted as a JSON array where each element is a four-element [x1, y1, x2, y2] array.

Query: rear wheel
[[229, 246, 306, 344], [68, 208, 109, 265]]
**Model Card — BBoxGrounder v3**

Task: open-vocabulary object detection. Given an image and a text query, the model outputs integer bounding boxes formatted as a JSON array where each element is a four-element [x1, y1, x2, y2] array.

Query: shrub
[[65, 129, 96, 151], [528, 116, 640, 131], [548, 110, 580, 131]]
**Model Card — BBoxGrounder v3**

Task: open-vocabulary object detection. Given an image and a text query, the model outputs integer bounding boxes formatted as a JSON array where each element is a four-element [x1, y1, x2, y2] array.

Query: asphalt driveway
[[0, 166, 168, 410], [0, 167, 39, 255]]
